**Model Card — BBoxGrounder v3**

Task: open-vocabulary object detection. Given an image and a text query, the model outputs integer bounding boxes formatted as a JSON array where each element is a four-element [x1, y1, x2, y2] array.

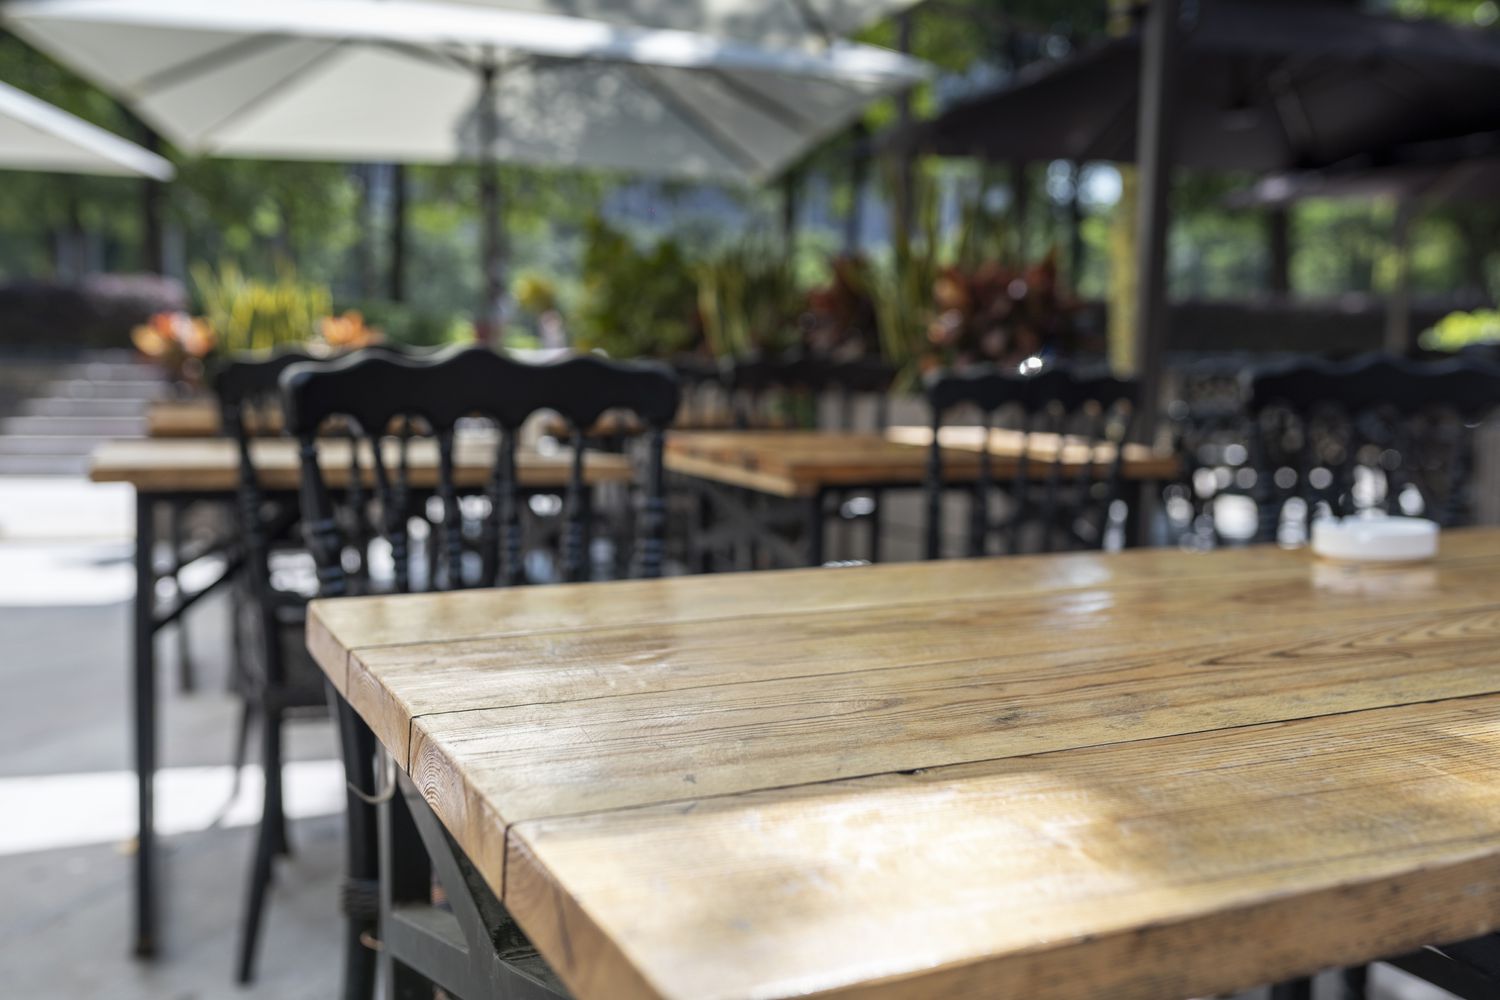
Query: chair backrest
[[728, 353, 895, 431], [1163, 357, 1260, 549], [281, 347, 680, 597], [1246, 353, 1500, 540], [212, 349, 333, 619], [726, 354, 826, 430], [924, 364, 1139, 558], [669, 355, 729, 429], [824, 356, 897, 430]]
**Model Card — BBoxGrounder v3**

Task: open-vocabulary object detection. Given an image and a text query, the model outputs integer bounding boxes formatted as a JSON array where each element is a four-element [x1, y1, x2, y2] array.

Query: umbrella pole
[[478, 64, 503, 344], [1131, 0, 1181, 443], [389, 164, 407, 303]]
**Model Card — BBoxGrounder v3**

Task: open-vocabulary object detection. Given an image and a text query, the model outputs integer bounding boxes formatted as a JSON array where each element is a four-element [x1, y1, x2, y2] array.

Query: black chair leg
[[333, 690, 380, 1000], [264, 709, 291, 858], [1270, 977, 1314, 1000], [1340, 965, 1369, 1000], [235, 710, 282, 983]]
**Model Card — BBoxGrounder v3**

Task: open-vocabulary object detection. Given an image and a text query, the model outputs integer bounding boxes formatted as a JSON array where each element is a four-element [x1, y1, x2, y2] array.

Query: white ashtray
[[1311, 516, 1439, 563]]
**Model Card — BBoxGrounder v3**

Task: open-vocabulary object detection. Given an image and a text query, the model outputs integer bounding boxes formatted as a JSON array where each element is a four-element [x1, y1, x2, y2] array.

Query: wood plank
[[147, 399, 225, 438], [664, 430, 1178, 496], [307, 527, 1500, 680], [504, 696, 1500, 1000], [306, 529, 1500, 1000], [88, 436, 630, 492], [347, 555, 1500, 764], [407, 595, 1500, 837]]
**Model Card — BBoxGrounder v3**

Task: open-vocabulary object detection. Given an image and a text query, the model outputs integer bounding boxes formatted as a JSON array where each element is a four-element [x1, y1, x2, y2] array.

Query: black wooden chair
[[1247, 353, 1500, 544], [924, 364, 1139, 559], [213, 347, 346, 986], [1162, 357, 1260, 549], [726, 353, 827, 430], [281, 346, 679, 999], [726, 353, 895, 432]]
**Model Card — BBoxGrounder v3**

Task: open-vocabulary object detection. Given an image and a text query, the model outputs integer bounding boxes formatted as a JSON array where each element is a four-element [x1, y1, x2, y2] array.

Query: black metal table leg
[[168, 500, 195, 693], [805, 489, 825, 567], [1270, 977, 1313, 1000], [133, 492, 158, 957]]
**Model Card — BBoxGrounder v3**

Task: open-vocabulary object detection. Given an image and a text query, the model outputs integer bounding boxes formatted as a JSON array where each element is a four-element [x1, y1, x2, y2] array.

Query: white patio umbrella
[[5, 0, 926, 329], [0, 78, 173, 178], [450, 0, 920, 47]]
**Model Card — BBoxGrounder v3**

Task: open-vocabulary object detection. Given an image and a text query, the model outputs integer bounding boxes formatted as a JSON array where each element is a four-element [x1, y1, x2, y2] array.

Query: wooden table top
[[664, 428, 1180, 497], [148, 398, 751, 440], [306, 529, 1500, 1000], [90, 436, 631, 493], [147, 399, 231, 438]]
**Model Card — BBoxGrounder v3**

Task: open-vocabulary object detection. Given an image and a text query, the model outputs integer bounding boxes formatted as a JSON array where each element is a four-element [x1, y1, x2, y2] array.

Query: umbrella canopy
[[449, 0, 919, 47], [0, 78, 173, 178], [4, 0, 927, 184], [900, 0, 1500, 173], [1230, 130, 1500, 208]]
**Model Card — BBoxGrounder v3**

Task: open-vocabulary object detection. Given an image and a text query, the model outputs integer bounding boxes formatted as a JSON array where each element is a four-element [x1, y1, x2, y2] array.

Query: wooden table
[[146, 398, 229, 437], [665, 429, 1180, 566], [309, 529, 1500, 999], [94, 436, 631, 957], [146, 398, 751, 440]]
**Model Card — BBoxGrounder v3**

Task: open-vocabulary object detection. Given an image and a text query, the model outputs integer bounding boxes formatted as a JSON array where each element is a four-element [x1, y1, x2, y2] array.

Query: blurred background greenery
[[2, 0, 1499, 367]]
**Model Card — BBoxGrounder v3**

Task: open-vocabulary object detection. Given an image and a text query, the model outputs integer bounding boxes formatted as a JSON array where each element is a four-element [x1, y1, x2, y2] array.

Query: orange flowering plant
[[130, 311, 217, 385], [317, 310, 383, 351]]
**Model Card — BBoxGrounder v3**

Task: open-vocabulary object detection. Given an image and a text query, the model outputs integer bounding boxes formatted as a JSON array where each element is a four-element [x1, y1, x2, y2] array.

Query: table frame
[[127, 478, 610, 958]]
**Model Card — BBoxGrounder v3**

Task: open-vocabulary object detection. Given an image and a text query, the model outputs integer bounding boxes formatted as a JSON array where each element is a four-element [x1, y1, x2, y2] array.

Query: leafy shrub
[[191, 261, 331, 354], [574, 217, 701, 358], [1421, 309, 1500, 352], [0, 274, 186, 349]]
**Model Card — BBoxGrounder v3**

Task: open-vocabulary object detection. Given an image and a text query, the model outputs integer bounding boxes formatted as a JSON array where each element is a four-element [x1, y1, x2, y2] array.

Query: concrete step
[[0, 453, 91, 476], [0, 435, 106, 457], [21, 397, 147, 418], [55, 379, 165, 401], [61, 359, 166, 383], [0, 415, 145, 437]]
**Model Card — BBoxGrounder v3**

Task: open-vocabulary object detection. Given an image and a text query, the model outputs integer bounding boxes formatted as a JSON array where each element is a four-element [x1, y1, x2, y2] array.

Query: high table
[[665, 428, 1180, 566], [309, 529, 1500, 999], [144, 399, 754, 440], [91, 436, 632, 957], [146, 398, 230, 438]]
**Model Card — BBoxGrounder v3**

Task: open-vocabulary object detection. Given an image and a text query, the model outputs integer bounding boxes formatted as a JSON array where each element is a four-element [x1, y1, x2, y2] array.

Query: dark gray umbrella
[[1226, 128, 1500, 352], [902, 0, 1500, 172], [1228, 130, 1500, 207], [894, 0, 1500, 435]]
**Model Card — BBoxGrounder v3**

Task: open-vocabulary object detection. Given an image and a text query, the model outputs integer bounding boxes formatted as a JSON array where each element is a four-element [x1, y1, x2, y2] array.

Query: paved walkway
[[0, 476, 341, 998]]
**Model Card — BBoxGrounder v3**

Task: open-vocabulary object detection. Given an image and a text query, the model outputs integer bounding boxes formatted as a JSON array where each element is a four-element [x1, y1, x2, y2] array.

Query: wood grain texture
[[507, 696, 1500, 1000], [353, 557, 1500, 765], [89, 436, 631, 492], [312, 533, 1446, 661], [143, 397, 744, 441], [407, 595, 1500, 825], [146, 399, 226, 438], [664, 429, 1178, 497], [304, 528, 1500, 1000]]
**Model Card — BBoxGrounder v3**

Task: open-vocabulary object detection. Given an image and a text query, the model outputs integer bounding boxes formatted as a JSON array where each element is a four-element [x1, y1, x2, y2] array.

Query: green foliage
[[696, 240, 802, 359], [574, 217, 701, 358], [191, 261, 331, 354], [1420, 309, 1500, 351], [348, 299, 469, 348], [867, 162, 948, 379]]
